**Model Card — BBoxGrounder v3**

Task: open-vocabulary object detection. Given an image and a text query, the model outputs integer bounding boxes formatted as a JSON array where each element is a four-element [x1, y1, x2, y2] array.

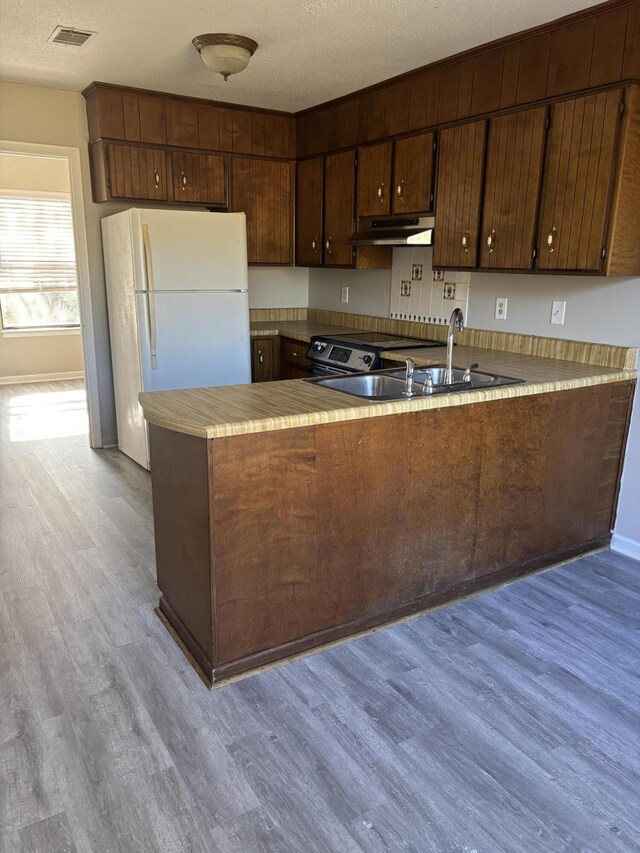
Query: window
[[0, 192, 80, 331]]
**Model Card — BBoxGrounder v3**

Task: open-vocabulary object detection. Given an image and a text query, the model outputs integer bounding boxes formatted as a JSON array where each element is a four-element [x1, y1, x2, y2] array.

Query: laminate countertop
[[139, 343, 637, 439], [250, 320, 362, 341]]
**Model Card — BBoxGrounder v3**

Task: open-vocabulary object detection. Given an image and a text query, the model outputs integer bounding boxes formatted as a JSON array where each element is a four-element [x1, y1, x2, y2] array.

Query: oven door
[[307, 363, 354, 377]]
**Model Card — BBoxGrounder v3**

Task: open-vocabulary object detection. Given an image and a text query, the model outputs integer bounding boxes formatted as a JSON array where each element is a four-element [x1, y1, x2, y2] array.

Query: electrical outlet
[[341, 285, 349, 304], [412, 263, 423, 281], [551, 300, 566, 325], [495, 297, 508, 320], [400, 280, 412, 297]]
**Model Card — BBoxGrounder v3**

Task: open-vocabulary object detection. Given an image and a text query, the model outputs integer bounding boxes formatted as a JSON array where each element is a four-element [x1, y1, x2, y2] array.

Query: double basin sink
[[306, 365, 524, 401]]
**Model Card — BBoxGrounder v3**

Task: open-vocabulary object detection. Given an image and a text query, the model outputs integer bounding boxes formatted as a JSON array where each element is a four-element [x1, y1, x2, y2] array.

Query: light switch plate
[[551, 300, 566, 325], [495, 297, 508, 320], [341, 285, 349, 304]]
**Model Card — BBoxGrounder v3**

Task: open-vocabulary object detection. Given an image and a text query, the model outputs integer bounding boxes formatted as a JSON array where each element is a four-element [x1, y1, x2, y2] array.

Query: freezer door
[[136, 290, 251, 391], [131, 208, 248, 292]]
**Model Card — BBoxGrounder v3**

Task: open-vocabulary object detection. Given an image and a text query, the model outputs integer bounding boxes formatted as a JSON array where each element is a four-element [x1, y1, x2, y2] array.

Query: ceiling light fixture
[[192, 33, 258, 81]]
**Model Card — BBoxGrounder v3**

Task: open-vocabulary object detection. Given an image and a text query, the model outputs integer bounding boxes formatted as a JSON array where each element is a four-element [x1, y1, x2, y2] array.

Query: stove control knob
[[362, 354, 373, 365]]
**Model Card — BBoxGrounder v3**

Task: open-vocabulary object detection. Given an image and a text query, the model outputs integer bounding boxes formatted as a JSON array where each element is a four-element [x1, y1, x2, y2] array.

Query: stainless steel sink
[[307, 373, 409, 401], [306, 365, 524, 401], [388, 365, 524, 391]]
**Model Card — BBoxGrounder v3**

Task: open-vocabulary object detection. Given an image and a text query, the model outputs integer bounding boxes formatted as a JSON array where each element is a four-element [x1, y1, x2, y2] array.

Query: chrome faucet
[[403, 357, 415, 396], [446, 308, 465, 384]]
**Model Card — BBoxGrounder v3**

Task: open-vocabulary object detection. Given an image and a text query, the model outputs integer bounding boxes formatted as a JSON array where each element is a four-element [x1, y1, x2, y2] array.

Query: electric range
[[307, 331, 444, 375]]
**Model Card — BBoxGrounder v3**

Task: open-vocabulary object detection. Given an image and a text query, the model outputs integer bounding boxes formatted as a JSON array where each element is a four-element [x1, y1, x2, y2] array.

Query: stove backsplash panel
[[389, 247, 470, 326]]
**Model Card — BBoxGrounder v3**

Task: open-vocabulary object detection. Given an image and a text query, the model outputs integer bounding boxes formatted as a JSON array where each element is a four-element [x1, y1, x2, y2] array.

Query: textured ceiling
[[0, 0, 604, 112]]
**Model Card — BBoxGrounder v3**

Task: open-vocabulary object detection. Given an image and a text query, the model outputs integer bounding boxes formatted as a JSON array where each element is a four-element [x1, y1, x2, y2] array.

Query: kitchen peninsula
[[140, 325, 636, 687]]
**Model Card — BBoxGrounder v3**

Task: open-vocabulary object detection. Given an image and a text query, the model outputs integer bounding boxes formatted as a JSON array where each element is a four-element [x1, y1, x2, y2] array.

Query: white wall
[[308, 267, 393, 316], [308, 264, 640, 556], [248, 267, 309, 308]]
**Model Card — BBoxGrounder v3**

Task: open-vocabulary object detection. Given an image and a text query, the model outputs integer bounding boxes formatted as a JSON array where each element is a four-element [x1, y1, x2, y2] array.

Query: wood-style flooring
[[1, 379, 639, 852]]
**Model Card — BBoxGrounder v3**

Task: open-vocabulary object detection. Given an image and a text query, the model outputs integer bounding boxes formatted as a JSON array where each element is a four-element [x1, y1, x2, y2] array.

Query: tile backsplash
[[389, 247, 469, 325]]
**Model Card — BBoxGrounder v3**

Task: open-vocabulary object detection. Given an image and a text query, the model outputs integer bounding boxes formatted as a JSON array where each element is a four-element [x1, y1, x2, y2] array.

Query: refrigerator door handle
[[142, 224, 158, 369]]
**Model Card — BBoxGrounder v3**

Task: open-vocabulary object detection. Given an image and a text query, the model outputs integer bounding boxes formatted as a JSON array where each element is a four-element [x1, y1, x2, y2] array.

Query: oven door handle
[[308, 363, 358, 377]]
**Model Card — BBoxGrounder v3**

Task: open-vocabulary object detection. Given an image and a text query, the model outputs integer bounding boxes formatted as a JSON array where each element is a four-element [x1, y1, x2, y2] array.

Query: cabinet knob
[[487, 229, 496, 254], [181, 171, 187, 190], [325, 237, 332, 254], [312, 237, 319, 253], [258, 351, 264, 365], [462, 231, 470, 253], [547, 226, 557, 253], [377, 182, 385, 201], [396, 181, 404, 197], [154, 169, 160, 188]]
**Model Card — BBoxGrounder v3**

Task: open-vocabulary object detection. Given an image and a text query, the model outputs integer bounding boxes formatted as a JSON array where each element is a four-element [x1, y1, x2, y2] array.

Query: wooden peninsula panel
[[149, 381, 634, 687]]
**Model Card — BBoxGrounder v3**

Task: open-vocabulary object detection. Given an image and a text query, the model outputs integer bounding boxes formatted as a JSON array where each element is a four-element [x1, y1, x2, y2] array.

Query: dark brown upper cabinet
[[295, 157, 324, 266], [479, 107, 547, 270], [170, 152, 226, 206], [231, 157, 293, 265], [392, 131, 435, 215], [324, 150, 358, 267], [536, 89, 620, 273], [90, 142, 169, 202], [433, 119, 487, 269], [357, 133, 434, 219], [357, 142, 393, 217], [165, 98, 199, 148]]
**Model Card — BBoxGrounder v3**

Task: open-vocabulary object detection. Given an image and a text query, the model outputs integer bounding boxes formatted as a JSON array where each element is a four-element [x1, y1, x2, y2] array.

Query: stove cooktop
[[307, 332, 445, 373], [323, 332, 443, 349]]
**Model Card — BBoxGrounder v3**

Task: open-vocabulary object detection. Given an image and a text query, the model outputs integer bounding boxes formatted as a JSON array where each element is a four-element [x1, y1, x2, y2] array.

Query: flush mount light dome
[[192, 33, 258, 81]]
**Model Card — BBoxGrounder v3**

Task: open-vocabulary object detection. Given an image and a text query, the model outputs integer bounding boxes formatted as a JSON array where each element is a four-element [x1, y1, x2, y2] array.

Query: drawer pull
[[547, 226, 556, 253], [462, 231, 470, 253], [181, 171, 187, 190]]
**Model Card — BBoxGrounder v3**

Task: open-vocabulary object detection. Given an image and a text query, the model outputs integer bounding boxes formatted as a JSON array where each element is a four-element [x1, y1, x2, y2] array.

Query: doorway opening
[[0, 142, 101, 446]]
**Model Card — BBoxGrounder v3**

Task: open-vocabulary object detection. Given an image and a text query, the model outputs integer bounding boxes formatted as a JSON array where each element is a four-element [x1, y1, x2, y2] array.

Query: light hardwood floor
[[1, 380, 639, 852]]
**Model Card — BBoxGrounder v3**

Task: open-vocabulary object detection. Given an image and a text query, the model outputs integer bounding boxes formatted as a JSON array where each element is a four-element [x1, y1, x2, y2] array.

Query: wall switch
[[495, 297, 508, 320], [551, 300, 566, 325], [341, 285, 349, 304]]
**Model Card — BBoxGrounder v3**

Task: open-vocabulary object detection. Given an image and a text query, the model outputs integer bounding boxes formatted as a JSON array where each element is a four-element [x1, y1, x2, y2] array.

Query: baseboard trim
[[0, 371, 84, 386], [611, 533, 640, 562]]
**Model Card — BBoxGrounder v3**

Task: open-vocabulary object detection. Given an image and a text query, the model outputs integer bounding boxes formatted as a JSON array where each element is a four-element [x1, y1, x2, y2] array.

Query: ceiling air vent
[[49, 26, 95, 47]]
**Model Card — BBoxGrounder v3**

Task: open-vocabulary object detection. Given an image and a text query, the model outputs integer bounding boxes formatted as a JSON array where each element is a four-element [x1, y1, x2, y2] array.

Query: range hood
[[348, 216, 435, 247]]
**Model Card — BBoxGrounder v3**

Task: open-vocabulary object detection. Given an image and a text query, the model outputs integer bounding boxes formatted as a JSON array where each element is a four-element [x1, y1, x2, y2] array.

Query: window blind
[[0, 195, 78, 293]]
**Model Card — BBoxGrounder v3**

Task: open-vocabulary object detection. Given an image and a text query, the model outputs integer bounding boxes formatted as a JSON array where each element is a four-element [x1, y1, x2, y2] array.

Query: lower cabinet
[[279, 337, 310, 379], [251, 337, 278, 382]]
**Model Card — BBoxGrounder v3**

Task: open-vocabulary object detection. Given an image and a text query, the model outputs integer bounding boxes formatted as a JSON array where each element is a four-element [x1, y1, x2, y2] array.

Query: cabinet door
[[165, 98, 199, 148], [106, 143, 168, 201], [392, 131, 435, 214], [537, 90, 621, 272], [296, 157, 324, 266], [433, 120, 486, 268], [479, 107, 546, 270], [171, 152, 226, 205], [231, 158, 293, 265], [357, 142, 393, 217], [251, 338, 277, 382], [324, 150, 357, 267]]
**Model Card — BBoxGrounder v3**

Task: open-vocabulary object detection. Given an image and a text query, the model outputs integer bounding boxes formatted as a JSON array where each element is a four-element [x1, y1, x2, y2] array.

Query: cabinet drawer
[[281, 339, 308, 365]]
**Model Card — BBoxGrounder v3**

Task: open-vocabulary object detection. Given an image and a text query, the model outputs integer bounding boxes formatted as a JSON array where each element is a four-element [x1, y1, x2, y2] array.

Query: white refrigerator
[[101, 208, 251, 470]]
